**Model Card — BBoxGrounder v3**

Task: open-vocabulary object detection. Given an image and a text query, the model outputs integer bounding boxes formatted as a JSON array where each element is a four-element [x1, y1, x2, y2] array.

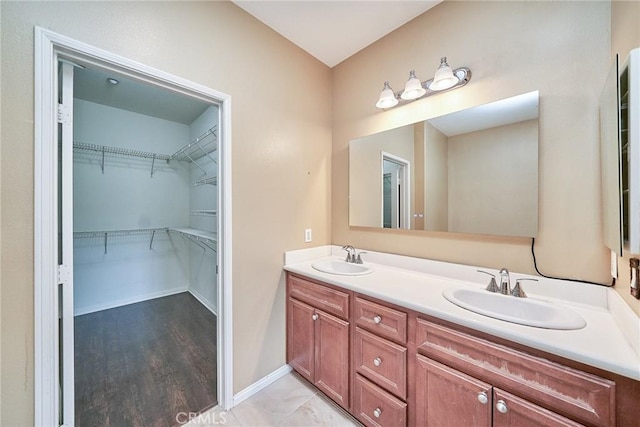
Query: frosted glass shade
[[376, 81, 399, 109], [401, 70, 426, 100], [429, 57, 459, 91]]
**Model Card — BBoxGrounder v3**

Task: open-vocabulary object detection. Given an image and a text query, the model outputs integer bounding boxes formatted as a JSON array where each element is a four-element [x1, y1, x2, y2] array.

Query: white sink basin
[[312, 260, 374, 276], [442, 288, 586, 330]]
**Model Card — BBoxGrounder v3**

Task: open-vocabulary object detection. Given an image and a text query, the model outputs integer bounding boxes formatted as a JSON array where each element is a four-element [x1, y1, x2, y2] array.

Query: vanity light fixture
[[376, 56, 471, 109], [375, 81, 399, 109]]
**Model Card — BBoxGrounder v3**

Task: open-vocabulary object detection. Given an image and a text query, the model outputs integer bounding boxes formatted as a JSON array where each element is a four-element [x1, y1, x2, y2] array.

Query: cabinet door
[[493, 389, 584, 427], [315, 310, 350, 408], [287, 297, 315, 382], [415, 355, 492, 427]]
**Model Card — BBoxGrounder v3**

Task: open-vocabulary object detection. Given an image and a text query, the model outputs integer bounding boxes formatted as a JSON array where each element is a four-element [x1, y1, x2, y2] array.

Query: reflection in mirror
[[599, 56, 623, 255], [350, 91, 539, 238]]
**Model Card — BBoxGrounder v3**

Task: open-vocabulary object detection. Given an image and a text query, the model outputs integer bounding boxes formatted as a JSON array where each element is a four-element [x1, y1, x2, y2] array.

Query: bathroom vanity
[[284, 246, 640, 427]]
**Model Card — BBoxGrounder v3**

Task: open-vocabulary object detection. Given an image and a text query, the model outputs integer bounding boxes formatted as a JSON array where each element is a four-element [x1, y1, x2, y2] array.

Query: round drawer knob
[[373, 408, 382, 418], [373, 315, 382, 324], [373, 357, 382, 367], [311, 314, 318, 321], [477, 391, 488, 405], [496, 400, 508, 414]]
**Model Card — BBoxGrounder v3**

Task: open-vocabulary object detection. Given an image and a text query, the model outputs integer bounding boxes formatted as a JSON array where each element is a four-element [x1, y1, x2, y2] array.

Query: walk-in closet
[[70, 65, 219, 426]]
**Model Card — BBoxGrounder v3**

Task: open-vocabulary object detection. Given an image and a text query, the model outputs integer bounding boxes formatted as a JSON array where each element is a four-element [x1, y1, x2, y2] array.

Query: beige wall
[[0, 1, 331, 424], [447, 119, 538, 237], [349, 125, 414, 228], [612, 0, 640, 315], [333, 1, 611, 279], [424, 121, 448, 231]]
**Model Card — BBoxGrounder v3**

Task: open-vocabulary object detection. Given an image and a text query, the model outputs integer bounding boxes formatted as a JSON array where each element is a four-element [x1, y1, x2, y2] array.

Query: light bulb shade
[[428, 57, 459, 91], [400, 70, 426, 100], [376, 81, 399, 109]]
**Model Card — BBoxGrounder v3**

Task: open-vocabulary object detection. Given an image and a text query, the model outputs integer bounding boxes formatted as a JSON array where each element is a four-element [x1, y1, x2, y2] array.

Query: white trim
[[34, 26, 59, 427], [188, 288, 218, 316], [59, 62, 76, 425], [34, 26, 234, 424], [232, 365, 293, 407], [74, 287, 189, 317]]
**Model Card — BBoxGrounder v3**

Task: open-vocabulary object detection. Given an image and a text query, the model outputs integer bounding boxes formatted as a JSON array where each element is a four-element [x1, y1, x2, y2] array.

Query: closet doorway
[[35, 28, 232, 427]]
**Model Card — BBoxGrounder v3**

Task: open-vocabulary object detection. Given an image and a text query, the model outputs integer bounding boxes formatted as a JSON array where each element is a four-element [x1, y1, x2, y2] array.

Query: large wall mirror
[[349, 91, 539, 238]]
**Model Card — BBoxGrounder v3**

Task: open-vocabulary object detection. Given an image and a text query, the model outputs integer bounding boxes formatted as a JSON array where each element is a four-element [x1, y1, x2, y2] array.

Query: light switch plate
[[611, 250, 618, 278], [304, 228, 312, 243]]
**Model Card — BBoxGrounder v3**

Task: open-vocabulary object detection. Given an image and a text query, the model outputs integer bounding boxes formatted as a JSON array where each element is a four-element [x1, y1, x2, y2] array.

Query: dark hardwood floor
[[74, 292, 217, 427]]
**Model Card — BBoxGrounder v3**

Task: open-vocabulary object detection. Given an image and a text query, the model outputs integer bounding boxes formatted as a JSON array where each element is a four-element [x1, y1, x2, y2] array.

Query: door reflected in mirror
[[349, 91, 539, 238]]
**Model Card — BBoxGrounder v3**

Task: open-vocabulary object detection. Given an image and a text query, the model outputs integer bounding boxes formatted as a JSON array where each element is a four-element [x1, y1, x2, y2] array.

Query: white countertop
[[284, 246, 640, 381]]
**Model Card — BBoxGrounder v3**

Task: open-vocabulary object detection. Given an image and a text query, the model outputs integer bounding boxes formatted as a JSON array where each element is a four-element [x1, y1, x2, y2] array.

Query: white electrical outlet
[[611, 250, 618, 279], [304, 228, 312, 243]]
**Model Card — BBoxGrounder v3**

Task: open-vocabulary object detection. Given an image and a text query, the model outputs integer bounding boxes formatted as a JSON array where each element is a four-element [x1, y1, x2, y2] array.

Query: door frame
[[380, 151, 411, 229], [34, 27, 234, 425]]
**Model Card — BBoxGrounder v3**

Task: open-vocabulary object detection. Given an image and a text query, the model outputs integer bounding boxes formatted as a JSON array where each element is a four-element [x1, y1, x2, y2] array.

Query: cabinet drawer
[[416, 318, 615, 427], [354, 375, 407, 427], [354, 327, 407, 399], [493, 388, 584, 427], [355, 296, 407, 344], [288, 274, 349, 319]]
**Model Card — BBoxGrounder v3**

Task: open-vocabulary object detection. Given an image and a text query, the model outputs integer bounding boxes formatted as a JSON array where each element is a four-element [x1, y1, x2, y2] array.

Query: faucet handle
[[511, 278, 538, 298], [477, 270, 500, 293], [355, 251, 367, 264]]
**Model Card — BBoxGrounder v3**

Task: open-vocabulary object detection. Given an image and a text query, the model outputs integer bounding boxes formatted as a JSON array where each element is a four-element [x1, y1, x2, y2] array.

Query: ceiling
[[232, 0, 442, 67], [73, 1, 441, 121], [74, 66, 212, 124], [428, 91, 539, 137]]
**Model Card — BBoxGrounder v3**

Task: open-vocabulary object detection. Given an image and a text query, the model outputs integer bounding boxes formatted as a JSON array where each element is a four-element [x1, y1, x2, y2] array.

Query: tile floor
[[184, 372, 361, 426]]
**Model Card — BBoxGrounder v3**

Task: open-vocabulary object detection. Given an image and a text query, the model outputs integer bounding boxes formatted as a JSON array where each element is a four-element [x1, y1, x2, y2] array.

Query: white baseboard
[[189, 288, 218, 315], [233, 364, 293, 407], [74, 286, 188, 316]]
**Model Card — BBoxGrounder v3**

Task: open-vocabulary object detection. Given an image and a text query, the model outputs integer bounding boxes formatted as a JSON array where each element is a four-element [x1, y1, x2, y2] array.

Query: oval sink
[[442, 288, 586, 330], [312, 260, 374, 276]]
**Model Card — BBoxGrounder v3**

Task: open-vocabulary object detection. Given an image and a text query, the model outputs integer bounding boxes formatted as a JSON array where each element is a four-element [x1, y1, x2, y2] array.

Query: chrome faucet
[[499, 268, 511, 295], [342, 245, 355, 263]]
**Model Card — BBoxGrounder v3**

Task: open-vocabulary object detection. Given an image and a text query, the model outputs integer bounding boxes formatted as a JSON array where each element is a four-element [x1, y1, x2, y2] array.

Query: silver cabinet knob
[[373, 357, 382, 367], [311, 314, 318, 321], [373, 408, 382, 418], [477, 391, 488, 405], [373, 315, 382, 324], [496, 400, 508, 414]]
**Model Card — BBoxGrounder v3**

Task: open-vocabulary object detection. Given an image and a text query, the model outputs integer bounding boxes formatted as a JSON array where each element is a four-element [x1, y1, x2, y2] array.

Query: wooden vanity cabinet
[[285, 273, 633, 427], [414, 317, 616, 427], [415, 355, 582, 427], [286, 274, 350, 409]]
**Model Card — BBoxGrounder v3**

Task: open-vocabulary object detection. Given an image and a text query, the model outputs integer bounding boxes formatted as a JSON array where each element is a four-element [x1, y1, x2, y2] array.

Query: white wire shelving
[[72, 125, 218, 178], [192, 210, 217, 216], [73, 142, 171, 177], [169, 125, 218, 176], [73, 227, 168, 254], [73, 226, 217, 253], [169, 227, 217, 252], [194, 176, 217, 187]]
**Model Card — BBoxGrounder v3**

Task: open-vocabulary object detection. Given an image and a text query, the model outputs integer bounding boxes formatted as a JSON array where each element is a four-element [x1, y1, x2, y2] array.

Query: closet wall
[[73, 99, 218, 316]]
